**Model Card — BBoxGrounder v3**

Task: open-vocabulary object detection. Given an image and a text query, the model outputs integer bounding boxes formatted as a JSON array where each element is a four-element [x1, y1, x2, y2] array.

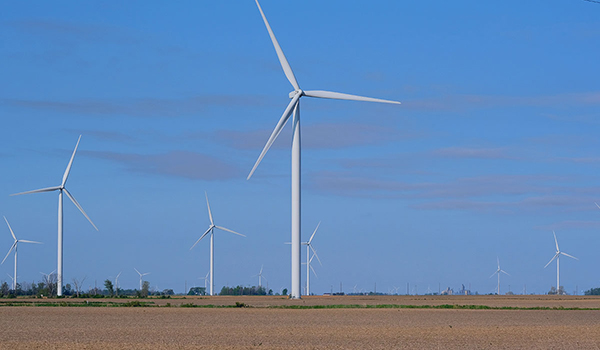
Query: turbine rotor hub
[[289, 90, 303, 99]]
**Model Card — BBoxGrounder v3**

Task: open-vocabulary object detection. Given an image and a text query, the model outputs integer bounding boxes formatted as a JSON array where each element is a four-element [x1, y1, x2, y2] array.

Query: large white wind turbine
[[1, 217, 42, 290], [544, 231, 578, 294], [190, 192, 245, 296], [489, 257, 510, 295], [11, 135, 98, 296], [134, 268, 150, 290], [248, 0, 401, 299], [303, 222, 322, 296]]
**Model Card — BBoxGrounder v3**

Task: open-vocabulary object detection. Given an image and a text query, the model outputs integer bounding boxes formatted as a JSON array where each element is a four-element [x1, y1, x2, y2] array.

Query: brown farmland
[[1, 295, 600, 349]]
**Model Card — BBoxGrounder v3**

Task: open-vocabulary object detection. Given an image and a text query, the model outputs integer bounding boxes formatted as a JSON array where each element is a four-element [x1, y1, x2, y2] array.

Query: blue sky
[[1, 0, 600, 295]]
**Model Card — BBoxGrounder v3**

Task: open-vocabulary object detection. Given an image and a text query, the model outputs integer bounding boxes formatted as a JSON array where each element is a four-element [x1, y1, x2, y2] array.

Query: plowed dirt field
[[1, 295, 599, 349]]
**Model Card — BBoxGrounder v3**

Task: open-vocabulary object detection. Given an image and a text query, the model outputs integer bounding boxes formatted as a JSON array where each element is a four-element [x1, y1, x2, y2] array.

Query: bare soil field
[[1, 295, 600, 349]]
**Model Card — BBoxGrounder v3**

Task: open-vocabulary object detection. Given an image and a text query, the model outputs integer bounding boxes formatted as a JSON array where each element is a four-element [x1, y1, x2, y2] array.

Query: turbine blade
[[500, 270, 510, 276], [64, 188, 98, 231], [544, 253, 559, 268], [1, 243, 17, 265], [62, 135, 82, 187], [303, 90, 401, 104], [215, 225, 246, 237], [254, 0, 299, 90], [3, 217, 16, 241], [497, 257, 500, 269], [309, 245, 322, 266], [134, 268, 141, 276], [190, 227, 212, 250], [595, 202, 600, 210], [116, 272, 122, 279], [247, 95, 300, 180], [205, 192, 214, 226], [18, 240, 43, 244], [489, 271, 498, 279], [553, 231, 559, 252], [308, 221, 321, 244], [561, 252, 579, 260], [309, 264, 318, 278], [11, 186, 61, 196]]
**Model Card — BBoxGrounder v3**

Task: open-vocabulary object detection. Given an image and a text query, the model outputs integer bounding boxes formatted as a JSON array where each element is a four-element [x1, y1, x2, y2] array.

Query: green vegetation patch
[[269, 304, 599, 310], [0, 300, 156, 307]]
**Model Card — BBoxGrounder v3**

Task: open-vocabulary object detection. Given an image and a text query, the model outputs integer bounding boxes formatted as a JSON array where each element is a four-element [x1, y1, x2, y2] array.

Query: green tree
[[282, 288, 288, 296], [188, 287, 206, 296], [0, 282, 9, 296], [585, 287, 600, 295], [104, 279, 114, 296], [140, 281, 150, 298]]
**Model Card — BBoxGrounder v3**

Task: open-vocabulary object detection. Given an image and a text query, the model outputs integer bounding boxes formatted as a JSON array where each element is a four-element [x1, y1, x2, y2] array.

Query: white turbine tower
[[544, 231, 578, 294], [190, 192, 245, 296], [489, 257, 510, 295], [1, 217, 43, 290], [248, 0, 401, 299], [303, 222, 322, 296], [11, 135, 98, 296], [134, 268, 150, 290]]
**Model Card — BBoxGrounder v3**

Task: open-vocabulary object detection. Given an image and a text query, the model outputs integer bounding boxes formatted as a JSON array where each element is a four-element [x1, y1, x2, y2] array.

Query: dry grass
[[1, 295, 600, 349]]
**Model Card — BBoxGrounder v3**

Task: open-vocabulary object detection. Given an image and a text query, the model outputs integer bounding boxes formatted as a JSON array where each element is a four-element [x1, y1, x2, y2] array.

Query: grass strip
[[0, 301, 598, 310]]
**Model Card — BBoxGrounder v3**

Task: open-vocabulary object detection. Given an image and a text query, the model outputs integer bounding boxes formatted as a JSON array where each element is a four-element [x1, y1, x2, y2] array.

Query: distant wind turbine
[[303, 222, 322, 296], [190, 192, 245, 296], [489, 257, 510, 295], [134, 268, 150, 290], [1, 217, 43, 290], [200, 271, 210, 291], [252, 265, 268, 288], [248, 0, 401, 299], [11, 135, 98, 296], [544, 231, 578, 294], [114, 271, 122, 296]]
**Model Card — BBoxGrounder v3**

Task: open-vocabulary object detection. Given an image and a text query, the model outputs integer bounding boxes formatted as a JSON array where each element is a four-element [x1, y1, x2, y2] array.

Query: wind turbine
[[114, 271, 122, 296], [544, 231, 578, 294], [200, 271, 210, 291], [302, 222, 322, 296], [1, 217, 43, 290], [11, 135, 98, 296], [190, 192, 245, 296], [252, 265, 267, 287], [489, 257, 510, 295], [134, 268, 150, 290], [248, 0, 401, 299]]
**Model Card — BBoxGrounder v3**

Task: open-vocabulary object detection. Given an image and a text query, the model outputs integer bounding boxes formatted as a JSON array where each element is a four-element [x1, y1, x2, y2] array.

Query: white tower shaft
[[291, 106, 301, 299], [13, 246, 17, 291], [306, 245, 310, 296], [57, 189, 64, 296], [210, 230, 214, 296]]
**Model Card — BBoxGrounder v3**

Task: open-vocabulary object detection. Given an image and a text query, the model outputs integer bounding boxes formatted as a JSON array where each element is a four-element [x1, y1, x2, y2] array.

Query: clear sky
[[1, 0, 600, 295]]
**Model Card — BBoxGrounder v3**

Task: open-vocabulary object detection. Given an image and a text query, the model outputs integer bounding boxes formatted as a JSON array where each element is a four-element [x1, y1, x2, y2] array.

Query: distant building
[[441, 287, 453, 295]]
